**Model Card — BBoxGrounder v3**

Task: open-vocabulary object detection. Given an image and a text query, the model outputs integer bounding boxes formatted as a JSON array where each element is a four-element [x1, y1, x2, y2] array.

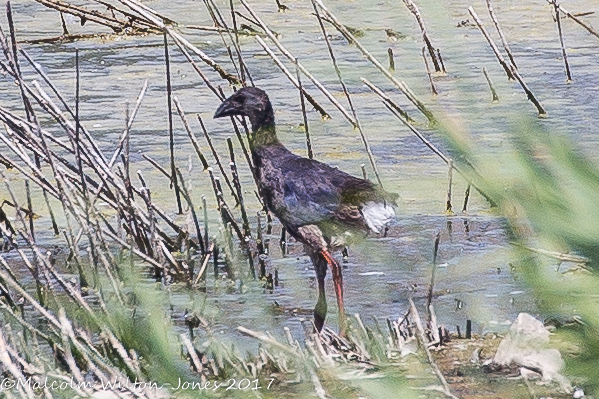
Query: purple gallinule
[[214, 87, 396, 334]]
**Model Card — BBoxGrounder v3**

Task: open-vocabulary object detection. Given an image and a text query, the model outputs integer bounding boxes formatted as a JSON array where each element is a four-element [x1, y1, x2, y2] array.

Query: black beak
[[214, 98, 244, 119]]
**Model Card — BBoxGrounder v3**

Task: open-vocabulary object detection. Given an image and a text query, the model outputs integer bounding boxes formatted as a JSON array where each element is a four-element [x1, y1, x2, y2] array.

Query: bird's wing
[[272, 156, 393, 228], [272, 157, 343, 226]]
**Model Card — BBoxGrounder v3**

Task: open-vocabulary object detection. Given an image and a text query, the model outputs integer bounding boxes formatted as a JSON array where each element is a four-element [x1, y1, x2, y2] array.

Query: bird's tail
[[362, 201, 395, 234]]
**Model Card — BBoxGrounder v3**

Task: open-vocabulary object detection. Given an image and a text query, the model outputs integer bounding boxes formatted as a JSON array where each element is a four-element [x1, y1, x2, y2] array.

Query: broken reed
[[485, 0, 517, 69], [387, 48, 395, 71], [197, 113, 240, 205]]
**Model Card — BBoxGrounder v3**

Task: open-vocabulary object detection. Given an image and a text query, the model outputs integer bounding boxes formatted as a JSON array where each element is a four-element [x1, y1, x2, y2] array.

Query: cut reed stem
[[482, 67, 499, 102]]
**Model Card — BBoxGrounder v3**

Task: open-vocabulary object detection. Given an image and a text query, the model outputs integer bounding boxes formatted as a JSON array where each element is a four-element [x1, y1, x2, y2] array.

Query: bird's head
[[214, 87, 274, 132]]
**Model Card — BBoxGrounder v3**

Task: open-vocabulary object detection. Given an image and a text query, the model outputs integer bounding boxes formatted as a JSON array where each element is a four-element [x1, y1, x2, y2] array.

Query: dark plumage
[[215, 87, 397, 334]]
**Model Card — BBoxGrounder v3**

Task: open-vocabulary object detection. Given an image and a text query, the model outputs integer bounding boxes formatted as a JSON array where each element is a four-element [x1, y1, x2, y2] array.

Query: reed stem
[[462, 184, 471, 213], [197, 113, 240, 205], [468, 7, 514, 80], [486, 0, 517, 69], [445, 159, 453, 214], [402, 0, 441, 71], [553, 2, 572, 82], [482, 67, 499, 102], [421, 47, 438, 95], [295, 61, 313, 159], [312, 1, 384, 188], [164, 31, 183, 214]]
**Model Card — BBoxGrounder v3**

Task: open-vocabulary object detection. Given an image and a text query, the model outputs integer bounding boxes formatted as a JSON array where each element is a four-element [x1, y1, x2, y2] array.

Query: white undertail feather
[[361, 201, 395, 234]]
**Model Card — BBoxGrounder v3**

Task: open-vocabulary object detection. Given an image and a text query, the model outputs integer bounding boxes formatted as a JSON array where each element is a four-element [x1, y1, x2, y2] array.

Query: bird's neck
[[248, 102, 282, 150], [250, 124, 281, 150]]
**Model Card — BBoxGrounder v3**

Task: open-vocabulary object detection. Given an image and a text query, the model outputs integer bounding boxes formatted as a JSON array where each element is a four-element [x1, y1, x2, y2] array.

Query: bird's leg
[[320, 250, 346, 336], [310, 251, 328, 332], [297, 225, 344, 333]]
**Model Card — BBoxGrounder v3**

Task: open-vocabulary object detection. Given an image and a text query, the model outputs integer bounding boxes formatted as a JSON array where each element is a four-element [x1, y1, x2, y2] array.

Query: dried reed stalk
[[313, 0, 435, 124], [468, 7, 514, 80], [469, 7, 546, 115], [553, 2, 572, 82], [312, 1, 384, 188], [409, 298, 459, 399], [402, 0, 441, 71], [482, 67, 499, 102], [485, 0, 517, 68], [548, 1, 599, 40]]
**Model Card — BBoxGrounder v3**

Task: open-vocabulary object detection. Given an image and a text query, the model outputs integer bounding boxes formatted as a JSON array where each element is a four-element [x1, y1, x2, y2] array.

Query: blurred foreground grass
[[441, 115, 599, 394]]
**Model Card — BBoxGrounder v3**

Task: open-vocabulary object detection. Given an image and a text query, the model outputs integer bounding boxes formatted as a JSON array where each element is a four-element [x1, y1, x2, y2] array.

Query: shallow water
[[2, 0, 599, 345]]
